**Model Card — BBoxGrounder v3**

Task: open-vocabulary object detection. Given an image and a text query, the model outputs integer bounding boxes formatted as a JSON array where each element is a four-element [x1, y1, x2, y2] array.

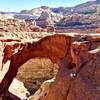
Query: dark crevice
[[65, 80, 73, 100], [67, 63, 76, 69], [91, 60, 96, 77]]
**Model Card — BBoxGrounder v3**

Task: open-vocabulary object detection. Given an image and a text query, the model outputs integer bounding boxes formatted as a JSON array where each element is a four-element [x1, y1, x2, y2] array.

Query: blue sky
[[0, 0, 94, 12]]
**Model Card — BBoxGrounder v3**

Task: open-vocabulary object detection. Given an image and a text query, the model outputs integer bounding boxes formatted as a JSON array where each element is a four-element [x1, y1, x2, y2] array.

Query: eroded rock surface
[[0, 34, 100, 100]]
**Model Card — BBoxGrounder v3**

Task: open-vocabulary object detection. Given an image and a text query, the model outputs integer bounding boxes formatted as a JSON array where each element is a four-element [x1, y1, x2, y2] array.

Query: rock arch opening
[[0, 34, 74, 98], [16, 58, 58, 94]]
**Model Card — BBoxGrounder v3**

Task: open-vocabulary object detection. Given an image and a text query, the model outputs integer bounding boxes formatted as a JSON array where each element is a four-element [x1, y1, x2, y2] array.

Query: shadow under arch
[[16, 57, 58, 94]]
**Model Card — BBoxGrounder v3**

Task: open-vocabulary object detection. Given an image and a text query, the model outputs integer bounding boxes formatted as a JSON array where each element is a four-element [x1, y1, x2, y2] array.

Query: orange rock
[[0, 34, 100, 100]]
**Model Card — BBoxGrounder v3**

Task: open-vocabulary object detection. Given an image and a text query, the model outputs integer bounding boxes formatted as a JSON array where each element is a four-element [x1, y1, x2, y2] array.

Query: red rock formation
[[0, 34, 100, 100]]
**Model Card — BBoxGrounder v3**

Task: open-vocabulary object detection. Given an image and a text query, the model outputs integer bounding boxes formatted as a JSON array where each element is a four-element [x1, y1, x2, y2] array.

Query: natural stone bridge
[[0, 34, 100, 100]]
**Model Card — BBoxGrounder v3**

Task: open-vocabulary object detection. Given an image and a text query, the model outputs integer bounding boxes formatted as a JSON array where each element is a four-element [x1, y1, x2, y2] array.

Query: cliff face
[[56, 14, 100, 28], [0, 34, 100, 100], [0, 19, 39, 33], [16, 58, 58, 94], [42, 35, 100, 100]]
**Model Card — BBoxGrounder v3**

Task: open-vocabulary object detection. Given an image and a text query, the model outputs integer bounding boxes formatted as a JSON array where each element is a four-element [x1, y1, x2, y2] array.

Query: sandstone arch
[[0, 34, 74, 97], [0, 34, 100, 100]]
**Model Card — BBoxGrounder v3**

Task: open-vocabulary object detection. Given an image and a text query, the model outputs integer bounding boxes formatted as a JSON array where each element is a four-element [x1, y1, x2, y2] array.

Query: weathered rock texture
[[0, 34, 100, 100], [0, 38, 58, 99]]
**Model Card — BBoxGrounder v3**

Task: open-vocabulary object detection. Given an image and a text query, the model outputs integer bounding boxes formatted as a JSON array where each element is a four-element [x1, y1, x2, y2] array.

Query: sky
[[0, 0, 94, 12]]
